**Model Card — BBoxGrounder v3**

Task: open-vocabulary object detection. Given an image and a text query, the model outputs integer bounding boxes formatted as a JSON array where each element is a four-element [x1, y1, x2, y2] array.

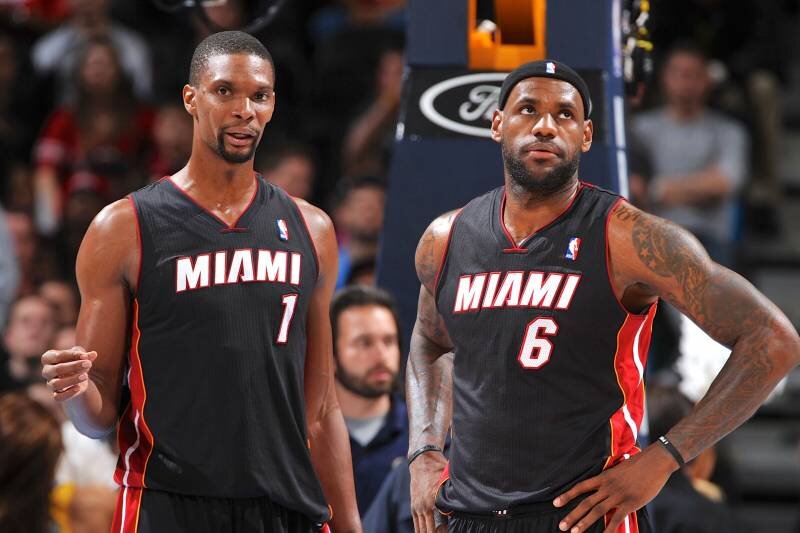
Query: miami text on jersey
[[175, 249, 302, 293], [453, 270, 581, 313]]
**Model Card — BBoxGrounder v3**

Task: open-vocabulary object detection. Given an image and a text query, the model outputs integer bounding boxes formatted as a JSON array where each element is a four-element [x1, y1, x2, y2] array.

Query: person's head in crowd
[[5, 210, 36, 276], [74, 37, 136, 130], [345, 258, 376, 286], [257, 141, 317, 200], [661, 43, 711, 118], [150, 104, 193, 180], [3, 296, 57, 385], [38, 281, 79, 328], [330, 286, 401, 412], [0, 392, 63, 533], [192, 0, 246, 38], [333, 177, 386, 249]]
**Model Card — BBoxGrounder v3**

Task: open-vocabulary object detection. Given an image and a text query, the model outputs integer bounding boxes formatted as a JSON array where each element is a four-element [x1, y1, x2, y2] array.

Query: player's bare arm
[[556, 200, 800, 533], [41, 198, 138, 438], [407, 210, 458, 533], [297, 199, 362, 533]]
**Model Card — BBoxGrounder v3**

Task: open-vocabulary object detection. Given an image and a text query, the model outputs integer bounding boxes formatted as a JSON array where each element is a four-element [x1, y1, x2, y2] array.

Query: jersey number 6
[[517, 317, 559, 369]]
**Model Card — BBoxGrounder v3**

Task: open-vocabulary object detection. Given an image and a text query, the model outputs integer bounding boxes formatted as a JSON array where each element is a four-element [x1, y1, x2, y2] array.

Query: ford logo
[[419, 72, 508, 138]]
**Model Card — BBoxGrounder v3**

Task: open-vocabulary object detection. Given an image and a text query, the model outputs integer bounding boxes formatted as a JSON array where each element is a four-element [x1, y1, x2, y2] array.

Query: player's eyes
[[561, 111, 573, 119], [217, 87, 230, 96], [521, 106, 535, 114]]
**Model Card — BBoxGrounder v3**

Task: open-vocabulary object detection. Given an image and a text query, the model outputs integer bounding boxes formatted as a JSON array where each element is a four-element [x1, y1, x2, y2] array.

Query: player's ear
[[183, 84, 197, 118], [581, 119, 593, 152], [490, 108, 503, 143]]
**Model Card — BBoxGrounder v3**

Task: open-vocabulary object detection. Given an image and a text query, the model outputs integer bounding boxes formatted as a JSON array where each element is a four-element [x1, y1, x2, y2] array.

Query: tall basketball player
[[406, 60, 800, 533], [40, 32, 361, 533]]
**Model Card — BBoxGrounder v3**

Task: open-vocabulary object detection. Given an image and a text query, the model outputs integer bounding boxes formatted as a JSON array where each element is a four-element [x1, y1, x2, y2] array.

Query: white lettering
[[176, 255, 210, 292], [454, 274, 487, 313]]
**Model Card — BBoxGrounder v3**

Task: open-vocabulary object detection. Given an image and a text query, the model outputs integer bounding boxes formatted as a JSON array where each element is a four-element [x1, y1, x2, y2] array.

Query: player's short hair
[[189, 30, 274, 86], [330, 285, 401, 353]]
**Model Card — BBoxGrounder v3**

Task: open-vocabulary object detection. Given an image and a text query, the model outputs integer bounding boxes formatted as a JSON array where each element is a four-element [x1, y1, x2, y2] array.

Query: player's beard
[[502, 141, 580, 197], [336, 364, 398, 399], [215, 131, 257, 164]]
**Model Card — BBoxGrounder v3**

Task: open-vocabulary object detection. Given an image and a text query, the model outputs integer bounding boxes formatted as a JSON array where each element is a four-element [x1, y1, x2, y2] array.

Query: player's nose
[[531, 112, 557, 138], [232, 96, 255, 121]]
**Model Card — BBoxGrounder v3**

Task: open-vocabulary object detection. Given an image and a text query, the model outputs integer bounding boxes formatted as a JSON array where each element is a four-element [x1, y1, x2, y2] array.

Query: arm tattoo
[[622, 207, 798, 460]]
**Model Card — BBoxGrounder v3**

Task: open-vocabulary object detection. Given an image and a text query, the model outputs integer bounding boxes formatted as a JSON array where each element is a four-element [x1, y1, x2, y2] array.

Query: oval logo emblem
[[419, 72, 508, 138]]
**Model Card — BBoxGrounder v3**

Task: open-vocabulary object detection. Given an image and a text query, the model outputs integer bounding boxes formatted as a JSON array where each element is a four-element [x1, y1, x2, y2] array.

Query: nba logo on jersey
[[276, 219, 289, 241], [565, 237, 581, 261], [546, 61, 556, 74]]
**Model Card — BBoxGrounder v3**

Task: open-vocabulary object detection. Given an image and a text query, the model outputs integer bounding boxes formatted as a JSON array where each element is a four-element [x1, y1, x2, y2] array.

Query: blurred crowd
[[0, 0, 798, 532]]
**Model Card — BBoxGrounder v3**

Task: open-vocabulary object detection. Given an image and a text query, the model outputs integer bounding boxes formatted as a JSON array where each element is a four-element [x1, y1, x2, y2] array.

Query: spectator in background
[[33, 36, 153, 235], [647, 385, 742, 533], [0, 392, 63, 533], [31, 0, 152, 102], [1, 295, 57, 391], [0, 205, 20, 329], [342, 47, 404, 180], [0, 33, 43, 208], [331, 286, 408, 515], [257, 141, 317, 200], [333, 177, 386, 287], [346, 258, 376, 287], [148, 104, 193, 182], [5, 210, 38, 296], [309, 0, 406, 43], [39, 280, 78, 328], [630, 43, 749, 266]]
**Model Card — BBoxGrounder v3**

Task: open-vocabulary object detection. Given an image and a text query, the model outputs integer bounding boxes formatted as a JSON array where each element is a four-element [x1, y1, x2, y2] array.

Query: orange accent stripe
[[129, 300, 155, 486], [434, 462, 454, 516]]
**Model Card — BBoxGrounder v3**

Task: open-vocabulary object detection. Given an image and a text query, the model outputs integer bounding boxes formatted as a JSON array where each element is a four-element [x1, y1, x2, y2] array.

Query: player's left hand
[[552, 444, 679, 533]]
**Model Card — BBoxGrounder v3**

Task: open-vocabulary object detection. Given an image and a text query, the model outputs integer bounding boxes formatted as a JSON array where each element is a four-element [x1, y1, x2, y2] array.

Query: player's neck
[[335, 383, 391, 420], [502, 178, 579, 245], [179, 151, 257, 203], [667, 102, 704, 122]]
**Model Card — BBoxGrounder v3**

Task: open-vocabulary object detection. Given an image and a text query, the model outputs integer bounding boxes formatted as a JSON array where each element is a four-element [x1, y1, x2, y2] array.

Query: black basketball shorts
[[110, 487, 329, 533]]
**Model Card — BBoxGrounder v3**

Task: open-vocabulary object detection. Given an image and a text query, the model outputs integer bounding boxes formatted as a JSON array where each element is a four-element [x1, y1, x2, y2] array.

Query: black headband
[[498, 59, 592, 119]]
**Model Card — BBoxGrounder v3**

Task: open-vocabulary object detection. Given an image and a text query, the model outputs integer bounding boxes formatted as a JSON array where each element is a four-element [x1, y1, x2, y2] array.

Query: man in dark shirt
[[331, 285, 408, 514]]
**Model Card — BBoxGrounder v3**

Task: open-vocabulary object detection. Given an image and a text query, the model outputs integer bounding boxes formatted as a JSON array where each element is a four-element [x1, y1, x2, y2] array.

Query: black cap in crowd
[[498, 59, 593, 119]]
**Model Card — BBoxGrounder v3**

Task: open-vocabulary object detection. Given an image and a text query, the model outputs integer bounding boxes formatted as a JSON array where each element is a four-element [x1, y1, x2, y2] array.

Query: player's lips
[[223, 128, 258, 147], [522, 142, 562, 159]]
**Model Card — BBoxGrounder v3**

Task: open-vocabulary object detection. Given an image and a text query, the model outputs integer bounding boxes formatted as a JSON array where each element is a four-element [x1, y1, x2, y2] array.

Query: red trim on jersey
[[289, 197, 321, 282], [604, 307, 655, 532], [432, 209, 462, 300], [167, 174, 258, 230], [127, 196, 143, 295], [113, 301, 155, 490], [499, 183, 584, 252], [110, 482, 144, 532]]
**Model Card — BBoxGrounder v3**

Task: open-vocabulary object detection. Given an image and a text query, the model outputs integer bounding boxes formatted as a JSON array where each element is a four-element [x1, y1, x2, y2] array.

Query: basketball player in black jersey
[[407, 60, 800, 533], [40, 32, 361, 533]]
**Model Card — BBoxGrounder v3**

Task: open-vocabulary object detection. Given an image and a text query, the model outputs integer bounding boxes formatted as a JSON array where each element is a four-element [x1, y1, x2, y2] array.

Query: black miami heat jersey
[[434, 183, 656, 514], [114, 176, 329, 524]]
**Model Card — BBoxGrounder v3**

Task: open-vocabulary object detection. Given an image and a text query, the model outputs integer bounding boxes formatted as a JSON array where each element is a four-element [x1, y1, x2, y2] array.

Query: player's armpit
[[608, 200, 800, 461]]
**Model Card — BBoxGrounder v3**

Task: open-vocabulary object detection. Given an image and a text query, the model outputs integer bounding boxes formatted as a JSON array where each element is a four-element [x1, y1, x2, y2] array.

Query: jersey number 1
[[276, 294, 298, 344], [517, 317, 559, 369]]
